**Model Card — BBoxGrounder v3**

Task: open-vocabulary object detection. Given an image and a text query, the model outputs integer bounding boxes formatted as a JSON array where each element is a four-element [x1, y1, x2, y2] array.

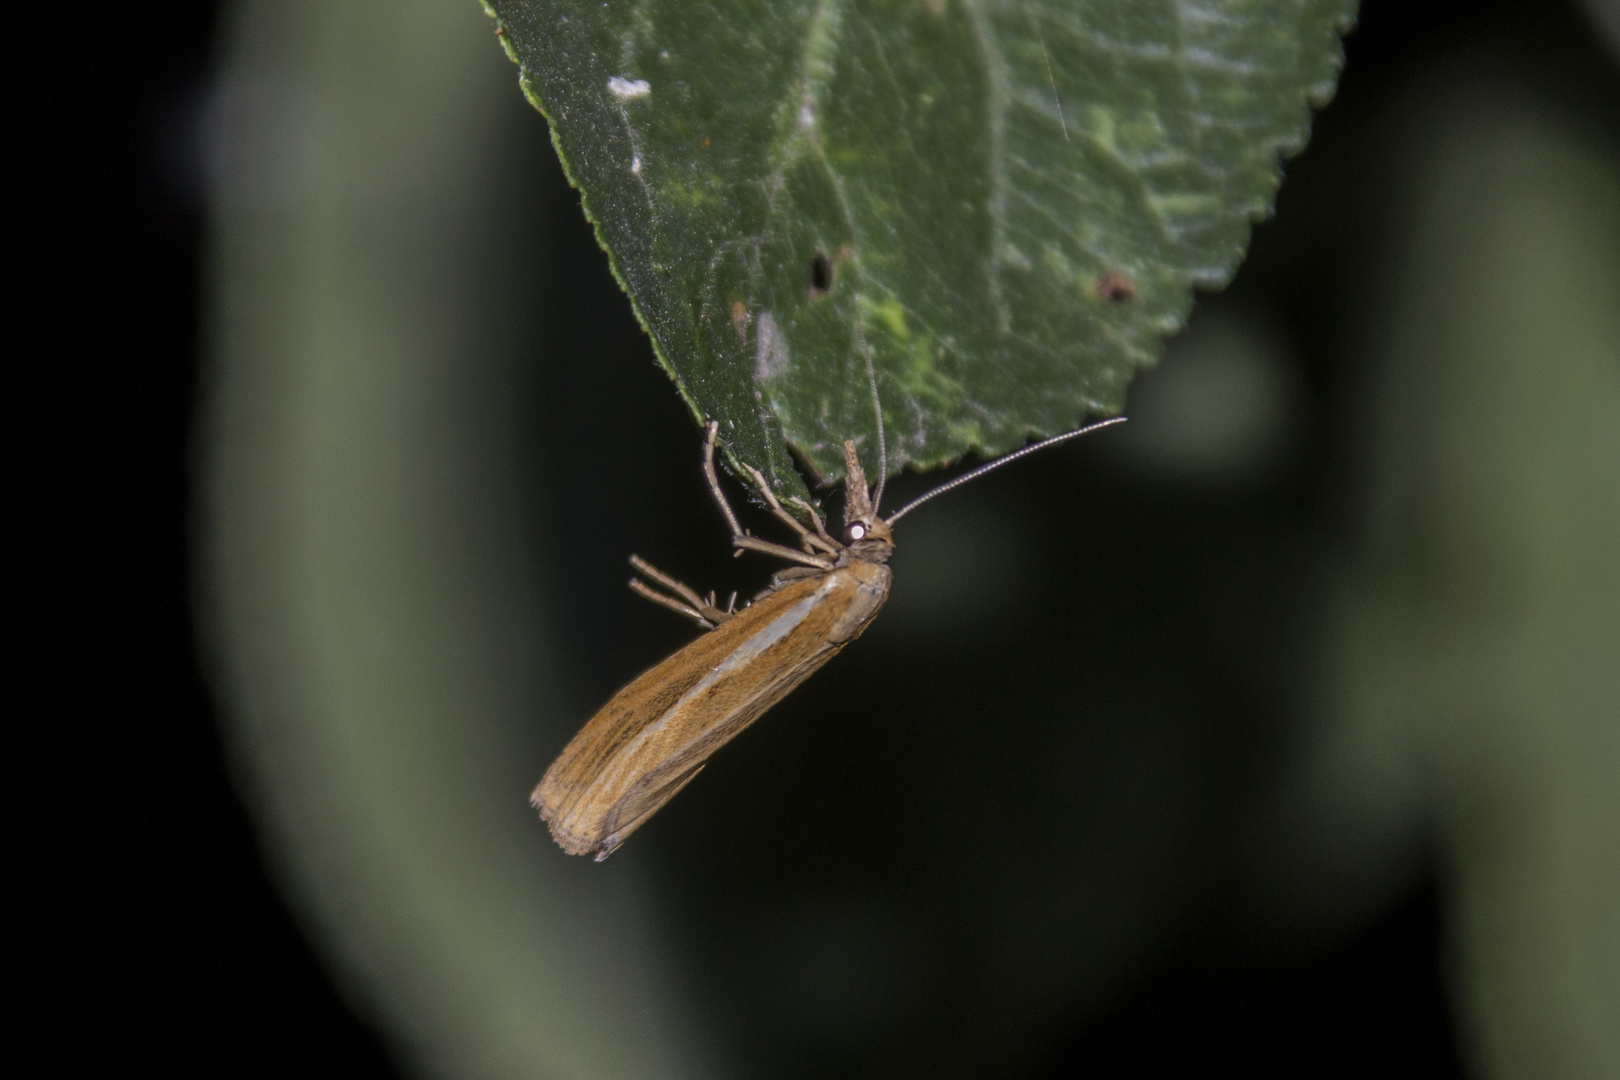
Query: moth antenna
[[883, 417, 1127, 525], [856, 321, 887, 512]]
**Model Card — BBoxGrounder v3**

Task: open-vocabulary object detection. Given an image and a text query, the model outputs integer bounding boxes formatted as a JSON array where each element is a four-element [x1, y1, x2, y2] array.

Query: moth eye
[[846, 522, 867, 542]]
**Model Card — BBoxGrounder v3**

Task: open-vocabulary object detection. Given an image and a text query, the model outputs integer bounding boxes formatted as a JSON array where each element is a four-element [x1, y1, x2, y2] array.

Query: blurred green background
[[194, 1, 1618, 1077]]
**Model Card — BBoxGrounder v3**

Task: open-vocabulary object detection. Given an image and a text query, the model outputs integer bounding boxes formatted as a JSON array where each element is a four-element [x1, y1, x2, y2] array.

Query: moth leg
[[789, 496, 838, 549], [629, 555, 732, 628], [628, 579, 713, 628], [701, 420, 838, 574], [733, 535, 836, 569], [767, 566, 824, 592], [702, 421, 746, 541], [743, 464, 841, 556], [630, 554, 712, 611]]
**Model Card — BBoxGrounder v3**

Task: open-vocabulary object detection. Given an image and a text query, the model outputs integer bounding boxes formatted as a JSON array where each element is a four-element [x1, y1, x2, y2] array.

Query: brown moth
[[533, 417, 1125, 860]]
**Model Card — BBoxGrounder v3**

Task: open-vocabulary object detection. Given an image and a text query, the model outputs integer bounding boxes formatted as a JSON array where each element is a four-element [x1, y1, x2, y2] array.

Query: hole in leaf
[[809, 252, 834, 296], [1097, 270, 1136, 304]]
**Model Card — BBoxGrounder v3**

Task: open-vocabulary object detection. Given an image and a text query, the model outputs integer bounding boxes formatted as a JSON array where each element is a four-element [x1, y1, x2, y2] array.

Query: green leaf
[[485, 0, 1354, 495]]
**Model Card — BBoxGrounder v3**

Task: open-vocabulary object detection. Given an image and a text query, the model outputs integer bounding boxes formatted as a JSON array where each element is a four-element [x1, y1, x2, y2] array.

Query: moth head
[[840, 440, 895, 553], [843, 516, 893, 546]]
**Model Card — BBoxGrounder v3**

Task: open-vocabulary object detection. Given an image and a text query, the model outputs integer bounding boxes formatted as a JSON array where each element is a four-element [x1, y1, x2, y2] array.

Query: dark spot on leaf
[[1097, 270, 1136, 304], [809, 252, 834, 296]]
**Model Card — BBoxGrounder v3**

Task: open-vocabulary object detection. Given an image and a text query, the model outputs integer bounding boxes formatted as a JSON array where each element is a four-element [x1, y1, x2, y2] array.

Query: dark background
[[30, 0, 1614, 1075]]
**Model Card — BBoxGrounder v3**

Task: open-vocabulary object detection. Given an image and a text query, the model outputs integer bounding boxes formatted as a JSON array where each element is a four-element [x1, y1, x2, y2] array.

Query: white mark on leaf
[[755, 312, 790, 382], [608, 77, 651, 99], [631, 153, 642, 174], [1038, 31, 1068, 141]]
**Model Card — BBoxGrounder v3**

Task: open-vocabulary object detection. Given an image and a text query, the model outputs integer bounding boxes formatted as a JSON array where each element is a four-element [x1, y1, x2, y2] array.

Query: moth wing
[[536, 561, 892, 858], [535, 575, 832, 855], [590, 761, 706, 861], [590, 637, 844, 853]]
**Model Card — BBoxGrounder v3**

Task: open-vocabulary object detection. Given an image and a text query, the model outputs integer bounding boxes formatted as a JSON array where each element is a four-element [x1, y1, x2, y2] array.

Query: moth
[[533, 417, 1125, 859]]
